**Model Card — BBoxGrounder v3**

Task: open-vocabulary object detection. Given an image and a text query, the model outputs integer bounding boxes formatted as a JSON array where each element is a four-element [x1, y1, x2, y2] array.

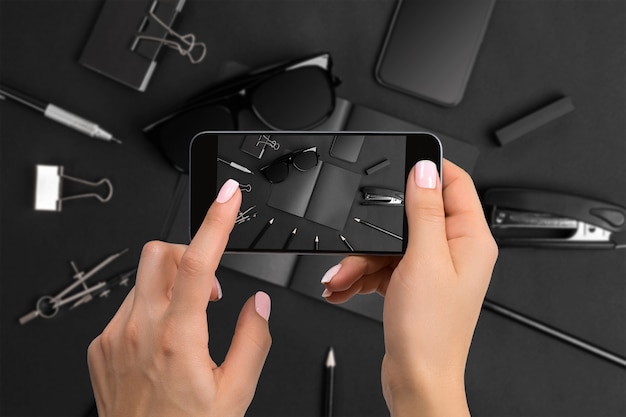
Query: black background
[[1, 1, 625, 416]]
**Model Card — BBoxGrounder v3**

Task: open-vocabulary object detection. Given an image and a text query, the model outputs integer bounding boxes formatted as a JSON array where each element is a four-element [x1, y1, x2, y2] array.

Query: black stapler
[[483, 188, 626, 249], [361, 187, 404, 206]]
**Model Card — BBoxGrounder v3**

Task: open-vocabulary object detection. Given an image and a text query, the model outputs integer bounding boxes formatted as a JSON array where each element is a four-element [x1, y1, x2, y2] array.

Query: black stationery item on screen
[[330, 134, 365, 163], [143, 52, 340, 172], [80, 0, 199, 92], [250, 218, 274, 248], [376, 0, 495, 106], [495, 97, 575, 146]]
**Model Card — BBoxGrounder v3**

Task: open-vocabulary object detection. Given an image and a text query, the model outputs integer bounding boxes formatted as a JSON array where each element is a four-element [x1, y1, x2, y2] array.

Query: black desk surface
[[1, 1, 625, 416]]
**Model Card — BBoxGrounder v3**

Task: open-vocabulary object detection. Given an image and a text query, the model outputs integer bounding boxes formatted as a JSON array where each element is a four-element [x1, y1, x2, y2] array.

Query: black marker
[[315, 235, 320, 251]]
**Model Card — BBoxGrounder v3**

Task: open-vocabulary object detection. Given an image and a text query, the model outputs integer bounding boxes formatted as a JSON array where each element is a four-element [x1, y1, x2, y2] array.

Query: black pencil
[[325, 347, 336, 417], [339, 235, 354, 252], [354, 217, 402, 240], [250, 217, 274, 248], [283, 227, 297, 250]]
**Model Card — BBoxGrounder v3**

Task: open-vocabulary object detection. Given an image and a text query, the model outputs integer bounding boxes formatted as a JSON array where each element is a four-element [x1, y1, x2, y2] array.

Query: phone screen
[[190, 132, 441, 254]]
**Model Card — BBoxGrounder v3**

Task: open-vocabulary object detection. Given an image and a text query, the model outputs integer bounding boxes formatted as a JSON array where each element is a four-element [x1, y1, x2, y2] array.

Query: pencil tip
[[112, 137, 123, 144], [326, 347, 336, 367], [353, 217, 361, 222]]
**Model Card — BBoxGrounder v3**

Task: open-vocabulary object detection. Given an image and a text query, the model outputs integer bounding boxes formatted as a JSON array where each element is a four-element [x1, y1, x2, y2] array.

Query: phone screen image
[[190, 132, 441, 254]]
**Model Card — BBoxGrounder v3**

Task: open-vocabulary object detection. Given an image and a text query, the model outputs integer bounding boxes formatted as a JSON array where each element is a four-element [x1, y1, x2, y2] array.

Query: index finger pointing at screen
[[169, 179, 242, 316]]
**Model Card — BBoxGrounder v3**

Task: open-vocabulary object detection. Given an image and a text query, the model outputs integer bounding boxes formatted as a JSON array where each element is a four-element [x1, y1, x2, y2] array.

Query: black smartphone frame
[[375, 0, 496, 107], [190, 131, 442, 255]]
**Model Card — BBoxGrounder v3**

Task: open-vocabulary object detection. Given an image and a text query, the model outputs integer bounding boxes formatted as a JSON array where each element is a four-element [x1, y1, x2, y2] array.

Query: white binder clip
[[35, 164, 113, 211]]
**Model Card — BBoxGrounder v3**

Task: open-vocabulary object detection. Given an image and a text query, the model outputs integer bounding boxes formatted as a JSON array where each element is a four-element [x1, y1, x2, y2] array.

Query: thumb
[[220, 292, 272, 402], [404, 160, 448, 259]]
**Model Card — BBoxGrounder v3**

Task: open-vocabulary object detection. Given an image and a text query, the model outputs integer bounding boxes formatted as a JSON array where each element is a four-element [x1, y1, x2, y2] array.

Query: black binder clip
[[484, 188, 626, 249], [80, 0, 205, 92]]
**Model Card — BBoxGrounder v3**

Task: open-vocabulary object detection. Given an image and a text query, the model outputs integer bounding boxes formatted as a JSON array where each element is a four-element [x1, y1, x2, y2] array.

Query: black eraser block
[[365, 159, 391, 175], [495, 97, 575, 146]]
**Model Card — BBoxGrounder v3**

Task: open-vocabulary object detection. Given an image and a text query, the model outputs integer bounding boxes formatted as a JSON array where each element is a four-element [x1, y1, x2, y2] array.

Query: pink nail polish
[[321, 264, 341, 284], [214, 277, 223, 301], [322, 289, 333, 298], [255, 291, 271, 321], [216, 179, 239, 203], [414, 160, 438, 189]]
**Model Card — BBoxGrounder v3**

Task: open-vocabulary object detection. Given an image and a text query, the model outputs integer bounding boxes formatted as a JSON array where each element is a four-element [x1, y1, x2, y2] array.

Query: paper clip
[[35, 165, 113, 212], [133, 1, 206, 64], [236, 205, 257, 225], [256, 134, 280, 151], [239, 183, 252, 193]]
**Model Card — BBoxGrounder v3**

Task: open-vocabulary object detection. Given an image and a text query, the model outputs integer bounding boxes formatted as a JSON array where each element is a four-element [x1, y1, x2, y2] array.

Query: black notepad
[[266, 162, 362, 231]]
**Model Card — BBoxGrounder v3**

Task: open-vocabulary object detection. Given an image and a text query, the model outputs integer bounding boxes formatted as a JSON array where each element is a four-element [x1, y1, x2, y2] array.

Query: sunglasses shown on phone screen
[[143, 52, 340, 172], [190, 131, 442, 255]]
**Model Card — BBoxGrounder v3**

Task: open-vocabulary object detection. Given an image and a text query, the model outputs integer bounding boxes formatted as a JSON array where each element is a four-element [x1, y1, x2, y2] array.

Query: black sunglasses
[[260, 147, 320, 184], [143, 52, 340, 172]]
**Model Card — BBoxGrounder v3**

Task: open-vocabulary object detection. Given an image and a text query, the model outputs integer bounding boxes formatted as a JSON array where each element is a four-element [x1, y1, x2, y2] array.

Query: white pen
[[217, 158, 253, 174]]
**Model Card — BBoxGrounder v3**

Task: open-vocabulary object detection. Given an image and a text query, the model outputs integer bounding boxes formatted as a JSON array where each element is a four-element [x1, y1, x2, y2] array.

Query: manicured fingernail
[[414, 160, 438, 189], [321, 264, 341, 284], [214, 277, 223, 301], [255, 291, 271, 321], [322, 289, 333, 298], [216, 179, 239, 203]]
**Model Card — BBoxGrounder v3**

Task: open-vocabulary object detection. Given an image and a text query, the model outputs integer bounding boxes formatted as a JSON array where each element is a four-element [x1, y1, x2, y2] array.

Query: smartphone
[[190, 131, 441, 254], [375, 0, 496, 107]]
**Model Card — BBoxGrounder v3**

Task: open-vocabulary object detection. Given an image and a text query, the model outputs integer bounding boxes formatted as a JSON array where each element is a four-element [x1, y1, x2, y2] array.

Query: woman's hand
[[321, 159, 498, 417], [87, 179, 272, 417]]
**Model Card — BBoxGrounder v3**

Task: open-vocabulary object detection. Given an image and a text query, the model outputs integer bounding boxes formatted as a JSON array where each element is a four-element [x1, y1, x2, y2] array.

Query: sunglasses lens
[[147, 105, 235, 172], [292, 151, 318, 171], [262, 162, 290, 184], [251, 66, 334, 129]]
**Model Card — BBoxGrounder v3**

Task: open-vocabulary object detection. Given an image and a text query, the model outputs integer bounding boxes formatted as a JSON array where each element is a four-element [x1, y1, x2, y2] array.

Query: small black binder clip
[[80, 0, 205, 92], [35, 164, 113, 212], [484, 188, 626, 249]]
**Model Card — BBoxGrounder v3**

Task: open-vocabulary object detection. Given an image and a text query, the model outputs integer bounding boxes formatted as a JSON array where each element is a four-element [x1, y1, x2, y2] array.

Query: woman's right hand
[[321, 159, 498, 417]]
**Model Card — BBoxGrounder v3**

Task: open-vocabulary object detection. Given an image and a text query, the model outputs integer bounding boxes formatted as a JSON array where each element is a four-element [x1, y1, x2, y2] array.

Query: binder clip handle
[[133, 4, 206, 64], [60, 174, 114, 204]]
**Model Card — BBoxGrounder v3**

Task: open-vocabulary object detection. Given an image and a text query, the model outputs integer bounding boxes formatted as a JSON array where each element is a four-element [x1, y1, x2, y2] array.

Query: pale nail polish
[[322, 289, 333, 298], [216, 179, 239, 203], [214, 277, 223, 301], [321, 264, 341, 284], [414, 160, 438, 189], [255, 291, 271, 321]]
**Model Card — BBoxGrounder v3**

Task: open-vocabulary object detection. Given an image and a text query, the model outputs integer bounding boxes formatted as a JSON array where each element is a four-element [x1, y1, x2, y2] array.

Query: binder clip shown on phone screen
[[80, 0, 206, 92], [35, 165, 113, 212]]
